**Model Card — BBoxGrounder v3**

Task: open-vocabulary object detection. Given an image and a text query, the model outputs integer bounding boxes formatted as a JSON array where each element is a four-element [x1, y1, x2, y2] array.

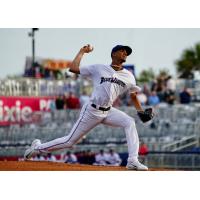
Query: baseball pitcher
[[24, 44, 154, 170]]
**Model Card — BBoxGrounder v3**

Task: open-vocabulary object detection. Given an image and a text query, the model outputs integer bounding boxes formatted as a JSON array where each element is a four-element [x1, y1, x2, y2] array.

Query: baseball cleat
[[24, 139, 41, 160], [126, 160, 148, 171]]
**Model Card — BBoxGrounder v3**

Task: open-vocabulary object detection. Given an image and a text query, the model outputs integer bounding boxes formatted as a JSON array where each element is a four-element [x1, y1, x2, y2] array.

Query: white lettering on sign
[[21, 107, 32, 122], [39, 99, 51, 111], [0, 100, 33, 122], [0, 100, 4, 121]]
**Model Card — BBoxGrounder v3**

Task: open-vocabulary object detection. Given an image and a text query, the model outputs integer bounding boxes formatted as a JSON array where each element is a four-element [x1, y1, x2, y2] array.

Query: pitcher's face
[[112, 49, 128, 63]]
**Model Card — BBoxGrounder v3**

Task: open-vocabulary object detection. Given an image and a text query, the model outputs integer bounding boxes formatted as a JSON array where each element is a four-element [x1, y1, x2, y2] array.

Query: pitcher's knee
[[124, 118, 136, 128]]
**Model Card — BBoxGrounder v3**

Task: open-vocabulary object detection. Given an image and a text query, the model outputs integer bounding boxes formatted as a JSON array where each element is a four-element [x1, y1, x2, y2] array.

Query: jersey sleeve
[[129, 74, 142, 93], [130, 85, 142, 93], [80, 65, 95, 77]]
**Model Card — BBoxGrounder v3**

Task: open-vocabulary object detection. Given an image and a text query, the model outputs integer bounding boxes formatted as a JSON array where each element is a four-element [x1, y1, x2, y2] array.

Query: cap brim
[[111, 45, 133, 56], [122, 46, 132, 56]]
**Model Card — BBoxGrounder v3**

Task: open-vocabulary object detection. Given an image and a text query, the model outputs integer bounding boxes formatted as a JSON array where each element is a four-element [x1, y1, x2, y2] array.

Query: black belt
[[91, 104, 111, 111]]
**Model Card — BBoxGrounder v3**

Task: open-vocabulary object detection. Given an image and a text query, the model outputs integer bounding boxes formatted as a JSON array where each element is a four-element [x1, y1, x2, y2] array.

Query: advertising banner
[[0, 96, 54, 126]]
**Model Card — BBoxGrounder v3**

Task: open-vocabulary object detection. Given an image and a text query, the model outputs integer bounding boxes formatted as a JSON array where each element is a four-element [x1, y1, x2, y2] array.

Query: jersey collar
[[110, 65, 124, 72]]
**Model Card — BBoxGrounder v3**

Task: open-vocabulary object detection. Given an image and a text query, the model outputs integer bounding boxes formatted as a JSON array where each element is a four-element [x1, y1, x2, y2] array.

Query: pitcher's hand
[[80, 44, 94, 53]]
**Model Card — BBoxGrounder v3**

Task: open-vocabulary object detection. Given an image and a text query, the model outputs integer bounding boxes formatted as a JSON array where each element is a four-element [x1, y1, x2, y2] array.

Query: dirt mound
[[0, 161, 127, 171], [0, 161, 174, 171]]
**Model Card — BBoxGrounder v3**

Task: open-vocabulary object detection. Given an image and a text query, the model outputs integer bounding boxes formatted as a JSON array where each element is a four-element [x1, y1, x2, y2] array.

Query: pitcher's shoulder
[[123, 68, 135, 78]]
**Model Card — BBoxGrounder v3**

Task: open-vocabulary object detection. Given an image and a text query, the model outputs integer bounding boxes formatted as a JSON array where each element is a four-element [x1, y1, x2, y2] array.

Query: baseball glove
[[137, 108, 154, 123]]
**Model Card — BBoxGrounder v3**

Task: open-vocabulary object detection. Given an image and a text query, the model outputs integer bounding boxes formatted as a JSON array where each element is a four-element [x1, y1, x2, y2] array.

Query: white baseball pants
[[36, 103, 139, 162]]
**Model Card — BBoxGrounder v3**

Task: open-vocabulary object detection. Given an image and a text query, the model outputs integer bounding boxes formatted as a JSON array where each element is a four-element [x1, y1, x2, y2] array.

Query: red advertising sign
[[0, 96, 54, 126]]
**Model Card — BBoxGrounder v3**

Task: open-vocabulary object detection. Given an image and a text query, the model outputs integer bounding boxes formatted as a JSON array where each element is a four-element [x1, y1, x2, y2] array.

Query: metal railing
[[163, 135, 200, 152], [142, 152, 200, 170]]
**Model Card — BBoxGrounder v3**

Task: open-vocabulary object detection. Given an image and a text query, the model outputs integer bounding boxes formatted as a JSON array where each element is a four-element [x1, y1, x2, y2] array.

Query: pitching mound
[[0, 161, 174, 171], [0, 161, 126, 171]]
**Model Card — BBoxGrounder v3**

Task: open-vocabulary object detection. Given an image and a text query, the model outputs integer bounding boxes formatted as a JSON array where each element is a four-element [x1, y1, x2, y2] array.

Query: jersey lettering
[[100, 77, 126, 88]]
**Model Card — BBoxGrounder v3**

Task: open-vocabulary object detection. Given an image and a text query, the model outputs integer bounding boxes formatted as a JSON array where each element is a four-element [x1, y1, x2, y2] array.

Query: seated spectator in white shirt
[[93, 149, 108, 166], [106, 149, 122, 166]]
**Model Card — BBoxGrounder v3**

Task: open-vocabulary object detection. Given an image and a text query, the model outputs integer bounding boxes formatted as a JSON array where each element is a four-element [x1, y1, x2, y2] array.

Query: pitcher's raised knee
[[123, 117, 136, 128]]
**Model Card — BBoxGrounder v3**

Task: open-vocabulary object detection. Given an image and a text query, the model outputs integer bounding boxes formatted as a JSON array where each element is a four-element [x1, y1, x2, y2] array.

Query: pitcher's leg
[[102, 107, 139, 161], [124, 119, 139, 161], [102, 108, 148, 170], [36, 104, 102, 153]]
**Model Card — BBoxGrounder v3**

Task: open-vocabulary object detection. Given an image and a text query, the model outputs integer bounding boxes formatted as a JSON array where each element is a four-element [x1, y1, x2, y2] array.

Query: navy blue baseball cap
[[111, 45, 132, 56]]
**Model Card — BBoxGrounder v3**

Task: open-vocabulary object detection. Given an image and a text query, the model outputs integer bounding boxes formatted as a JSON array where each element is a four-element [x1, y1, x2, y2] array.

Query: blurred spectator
[[49, 98, 56, 112], [156, 87, 166, 102], [148, 91, 160, 106], [106, 149, 122, 166], [80, 90, 90, 107], [49, 70, 55, 80], [76, 150, 95, 165], [46, 153, 57, 162], [83, 149, 95, 165], [156, 76, 166, 93], [29, 66, 36, 77], [35, 66, 42, 78], [163, 89, 176, 105], [55, 95, 65, 110], [93, 149, 108, 166], [166, 75, 176, 92], [137, 91, 148, 106], [55, 70, 64, 79], [154, 76, 166, 102], [139, 142, 149, 156], [143, 83, 151, 97], [151, 79, 158, 92], [44, 68, 50, 79], [76, 151, 88, 164], [64, 151, 78, 164], [63, 93, 68, 109], [33, 154, 45, 161], [66, 92, 80, 109], [32, 62, 42, 79], [139, 141, 149, 165], [179, 87, 192, 104]]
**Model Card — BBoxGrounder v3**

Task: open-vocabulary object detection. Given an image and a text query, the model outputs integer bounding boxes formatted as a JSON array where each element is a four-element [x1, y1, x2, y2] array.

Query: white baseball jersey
[[80, 64, 141, 107], [36, 64, 141, 163]]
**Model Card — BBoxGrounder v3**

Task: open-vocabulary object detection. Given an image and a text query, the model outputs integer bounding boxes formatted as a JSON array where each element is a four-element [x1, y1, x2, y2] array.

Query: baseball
[[89, 45, 94, 51]]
